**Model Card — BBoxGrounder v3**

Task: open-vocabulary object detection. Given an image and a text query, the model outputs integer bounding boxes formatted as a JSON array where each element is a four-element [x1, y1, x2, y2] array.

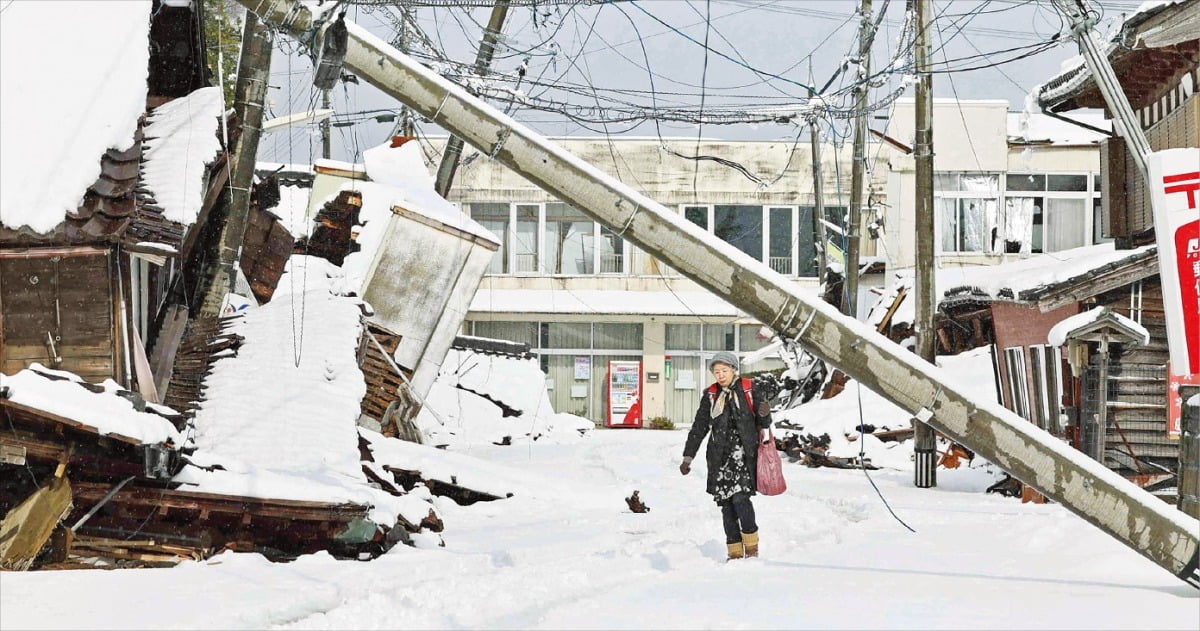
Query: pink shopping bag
[[757, 431, 787, 496]]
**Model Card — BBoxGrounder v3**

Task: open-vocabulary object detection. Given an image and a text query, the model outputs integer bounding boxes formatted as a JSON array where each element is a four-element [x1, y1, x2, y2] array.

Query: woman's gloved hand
[[679, 456, 692, 475]]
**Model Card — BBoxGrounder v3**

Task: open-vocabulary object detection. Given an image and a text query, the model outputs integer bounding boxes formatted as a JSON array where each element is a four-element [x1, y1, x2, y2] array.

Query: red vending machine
[[605, 360, 643, 428]]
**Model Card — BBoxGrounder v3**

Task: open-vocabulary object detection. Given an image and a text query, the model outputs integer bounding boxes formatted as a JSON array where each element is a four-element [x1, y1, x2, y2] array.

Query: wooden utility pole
[[434, 0, 511, 198], [913, 0, 938, 488], [233, 0, 1200, 587], [844, 0, 872, 318], [321, 89, 332, 159], [198, 12, 273, 318], [809, 117, 827, 276]]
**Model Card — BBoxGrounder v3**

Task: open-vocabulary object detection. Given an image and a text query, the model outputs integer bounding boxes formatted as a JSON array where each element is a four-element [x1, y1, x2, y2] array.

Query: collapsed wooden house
[[0, 0, 509, 570]]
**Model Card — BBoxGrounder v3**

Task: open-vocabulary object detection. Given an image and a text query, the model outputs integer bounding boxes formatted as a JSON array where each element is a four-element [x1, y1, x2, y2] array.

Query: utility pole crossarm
[[235, 0, 1200, 588]]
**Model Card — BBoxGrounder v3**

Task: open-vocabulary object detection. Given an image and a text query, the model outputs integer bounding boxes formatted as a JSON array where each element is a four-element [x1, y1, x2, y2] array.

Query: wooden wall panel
[[0, 250, 115, 382]]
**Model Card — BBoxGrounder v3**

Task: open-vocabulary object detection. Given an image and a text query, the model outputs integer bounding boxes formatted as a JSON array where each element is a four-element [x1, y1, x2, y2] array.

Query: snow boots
[[742, 531, 758, 558], [726, 542, 744, 560]]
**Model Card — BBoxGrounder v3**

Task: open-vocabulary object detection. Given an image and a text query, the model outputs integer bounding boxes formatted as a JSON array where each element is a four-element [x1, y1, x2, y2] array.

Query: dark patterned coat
[[683, 381, 771, 499]]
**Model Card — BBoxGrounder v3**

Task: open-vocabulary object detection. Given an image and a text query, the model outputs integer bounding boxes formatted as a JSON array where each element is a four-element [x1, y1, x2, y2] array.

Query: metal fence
[[1081, 362, 1174, 475]]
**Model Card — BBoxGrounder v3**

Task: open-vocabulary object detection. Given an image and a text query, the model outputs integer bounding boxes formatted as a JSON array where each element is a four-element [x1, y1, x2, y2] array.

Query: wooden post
[[913, 0, 937, 488], [844, 0, 872, 319], [433, 0, 511, 198], [809, 118, 827, 276], [198, 13, 273, 318], [321, 89, 332, 160]]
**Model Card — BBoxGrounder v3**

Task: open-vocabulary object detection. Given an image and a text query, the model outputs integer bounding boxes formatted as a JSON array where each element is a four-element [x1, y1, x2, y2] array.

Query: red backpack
[[705, 377, 754, 411]]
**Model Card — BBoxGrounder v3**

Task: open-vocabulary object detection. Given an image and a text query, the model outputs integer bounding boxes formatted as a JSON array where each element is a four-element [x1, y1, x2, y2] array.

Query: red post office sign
[[1147, 148, 1200, 377]]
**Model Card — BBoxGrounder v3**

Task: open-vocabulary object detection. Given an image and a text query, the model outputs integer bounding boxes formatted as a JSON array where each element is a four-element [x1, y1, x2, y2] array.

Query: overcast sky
[[257, 0, 1146, 164]]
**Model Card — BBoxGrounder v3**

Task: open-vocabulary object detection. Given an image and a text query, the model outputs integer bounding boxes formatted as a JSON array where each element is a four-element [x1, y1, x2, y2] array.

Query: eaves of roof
[[1036, 1, 1199, 113]]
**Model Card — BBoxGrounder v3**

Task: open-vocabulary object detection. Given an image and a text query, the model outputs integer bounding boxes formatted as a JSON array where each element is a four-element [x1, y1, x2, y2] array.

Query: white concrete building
[[883, 99, 1111, 270], [445, 136, 886, 426], [334, 104, 1109, 429]]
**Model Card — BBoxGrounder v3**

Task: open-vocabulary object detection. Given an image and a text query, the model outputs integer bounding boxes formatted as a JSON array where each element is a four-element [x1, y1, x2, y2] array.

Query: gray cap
[[707, 351, 740, 374]]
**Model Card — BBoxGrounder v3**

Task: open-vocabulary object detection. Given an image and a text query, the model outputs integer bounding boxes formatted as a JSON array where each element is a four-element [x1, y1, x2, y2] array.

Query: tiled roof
[[0, 125, 185, 250]]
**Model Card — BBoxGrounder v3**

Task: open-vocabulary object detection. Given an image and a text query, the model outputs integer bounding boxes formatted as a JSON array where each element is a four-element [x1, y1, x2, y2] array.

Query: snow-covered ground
[[3, 430, 1196, 630]]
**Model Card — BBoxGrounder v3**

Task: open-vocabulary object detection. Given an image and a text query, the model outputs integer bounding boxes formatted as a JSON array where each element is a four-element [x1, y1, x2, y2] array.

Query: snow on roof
[[267, 184, 313, 238], [883, 244, 1156, 326], [172, 448, 433, 527], [335, 141, 498, 291], [1007, 111, 1111, 145], [190, 255, 368, 486], [0, 1, 150, 234], [2, 365, 181, 445], [1047, 307, 1150, 347], [940, 243, 1156, 301], [1035, 1, 1187, 109], [141, 86, 225, 226], [469, 288, 753, 317], [362, 140, 498, 244]]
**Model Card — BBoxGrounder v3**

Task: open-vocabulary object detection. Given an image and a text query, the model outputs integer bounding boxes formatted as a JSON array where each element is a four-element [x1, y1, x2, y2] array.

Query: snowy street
[[3, 429, 1196, 630]]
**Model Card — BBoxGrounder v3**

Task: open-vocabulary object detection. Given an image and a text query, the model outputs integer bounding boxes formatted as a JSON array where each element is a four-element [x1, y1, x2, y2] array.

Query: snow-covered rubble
[[773, 347, 1003, 472], [2, 365, 181, 445], [416, 348, 593, 449]]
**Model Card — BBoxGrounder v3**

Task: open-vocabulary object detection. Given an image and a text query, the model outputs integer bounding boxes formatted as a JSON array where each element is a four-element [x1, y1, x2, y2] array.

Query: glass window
[[665, 323, 701, 351], [541, 322, 591, 349], [1048, 174, 1088, 191], [1093, 197, 1110, 243], [797, 206, 819, 277], [1043, 198, 1088, 252], [683, 205, 708, 230], [472, 321, 538, 348], [545, 203, 594, 275], [514, 204, 539, 273], [739, 324, 771, 352], [1032, 199, 1044, 252], [703, 323, 735, 351], [1006, 174, 1045, 192], [1029, 345, 1063, 434], [598, 225, 624, 274], [1004, 346, 1031, 421], [714, 205, 763, 261], [470, 203, 510, 274], [935, 173, 961, 191], [593, 323, 642, 350], [1003, 197, 1036, 254], [937, 197, 997, 253], [768, 207, 794, 275]]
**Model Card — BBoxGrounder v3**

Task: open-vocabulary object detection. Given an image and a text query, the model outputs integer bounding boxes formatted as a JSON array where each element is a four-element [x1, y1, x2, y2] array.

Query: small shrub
[[647, 416, 675, 430]]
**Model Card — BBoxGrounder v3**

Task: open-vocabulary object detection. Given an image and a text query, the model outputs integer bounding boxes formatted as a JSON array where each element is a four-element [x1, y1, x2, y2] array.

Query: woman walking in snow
[[679, 351, 773, 560]]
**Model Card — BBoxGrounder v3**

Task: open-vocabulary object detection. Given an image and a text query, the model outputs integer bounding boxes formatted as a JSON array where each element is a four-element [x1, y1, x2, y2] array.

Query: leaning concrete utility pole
[[199, 12, 273, 318], [233, 0, 1200, 587], [844, 0, 873, 318], [1050, 0, 1152, 177], [434, 0, 511, 198], [912, 0, 938, 488]]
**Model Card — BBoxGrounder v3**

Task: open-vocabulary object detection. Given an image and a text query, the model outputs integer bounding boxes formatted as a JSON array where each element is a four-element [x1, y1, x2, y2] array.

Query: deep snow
[[2, 430, 1196, 630]]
